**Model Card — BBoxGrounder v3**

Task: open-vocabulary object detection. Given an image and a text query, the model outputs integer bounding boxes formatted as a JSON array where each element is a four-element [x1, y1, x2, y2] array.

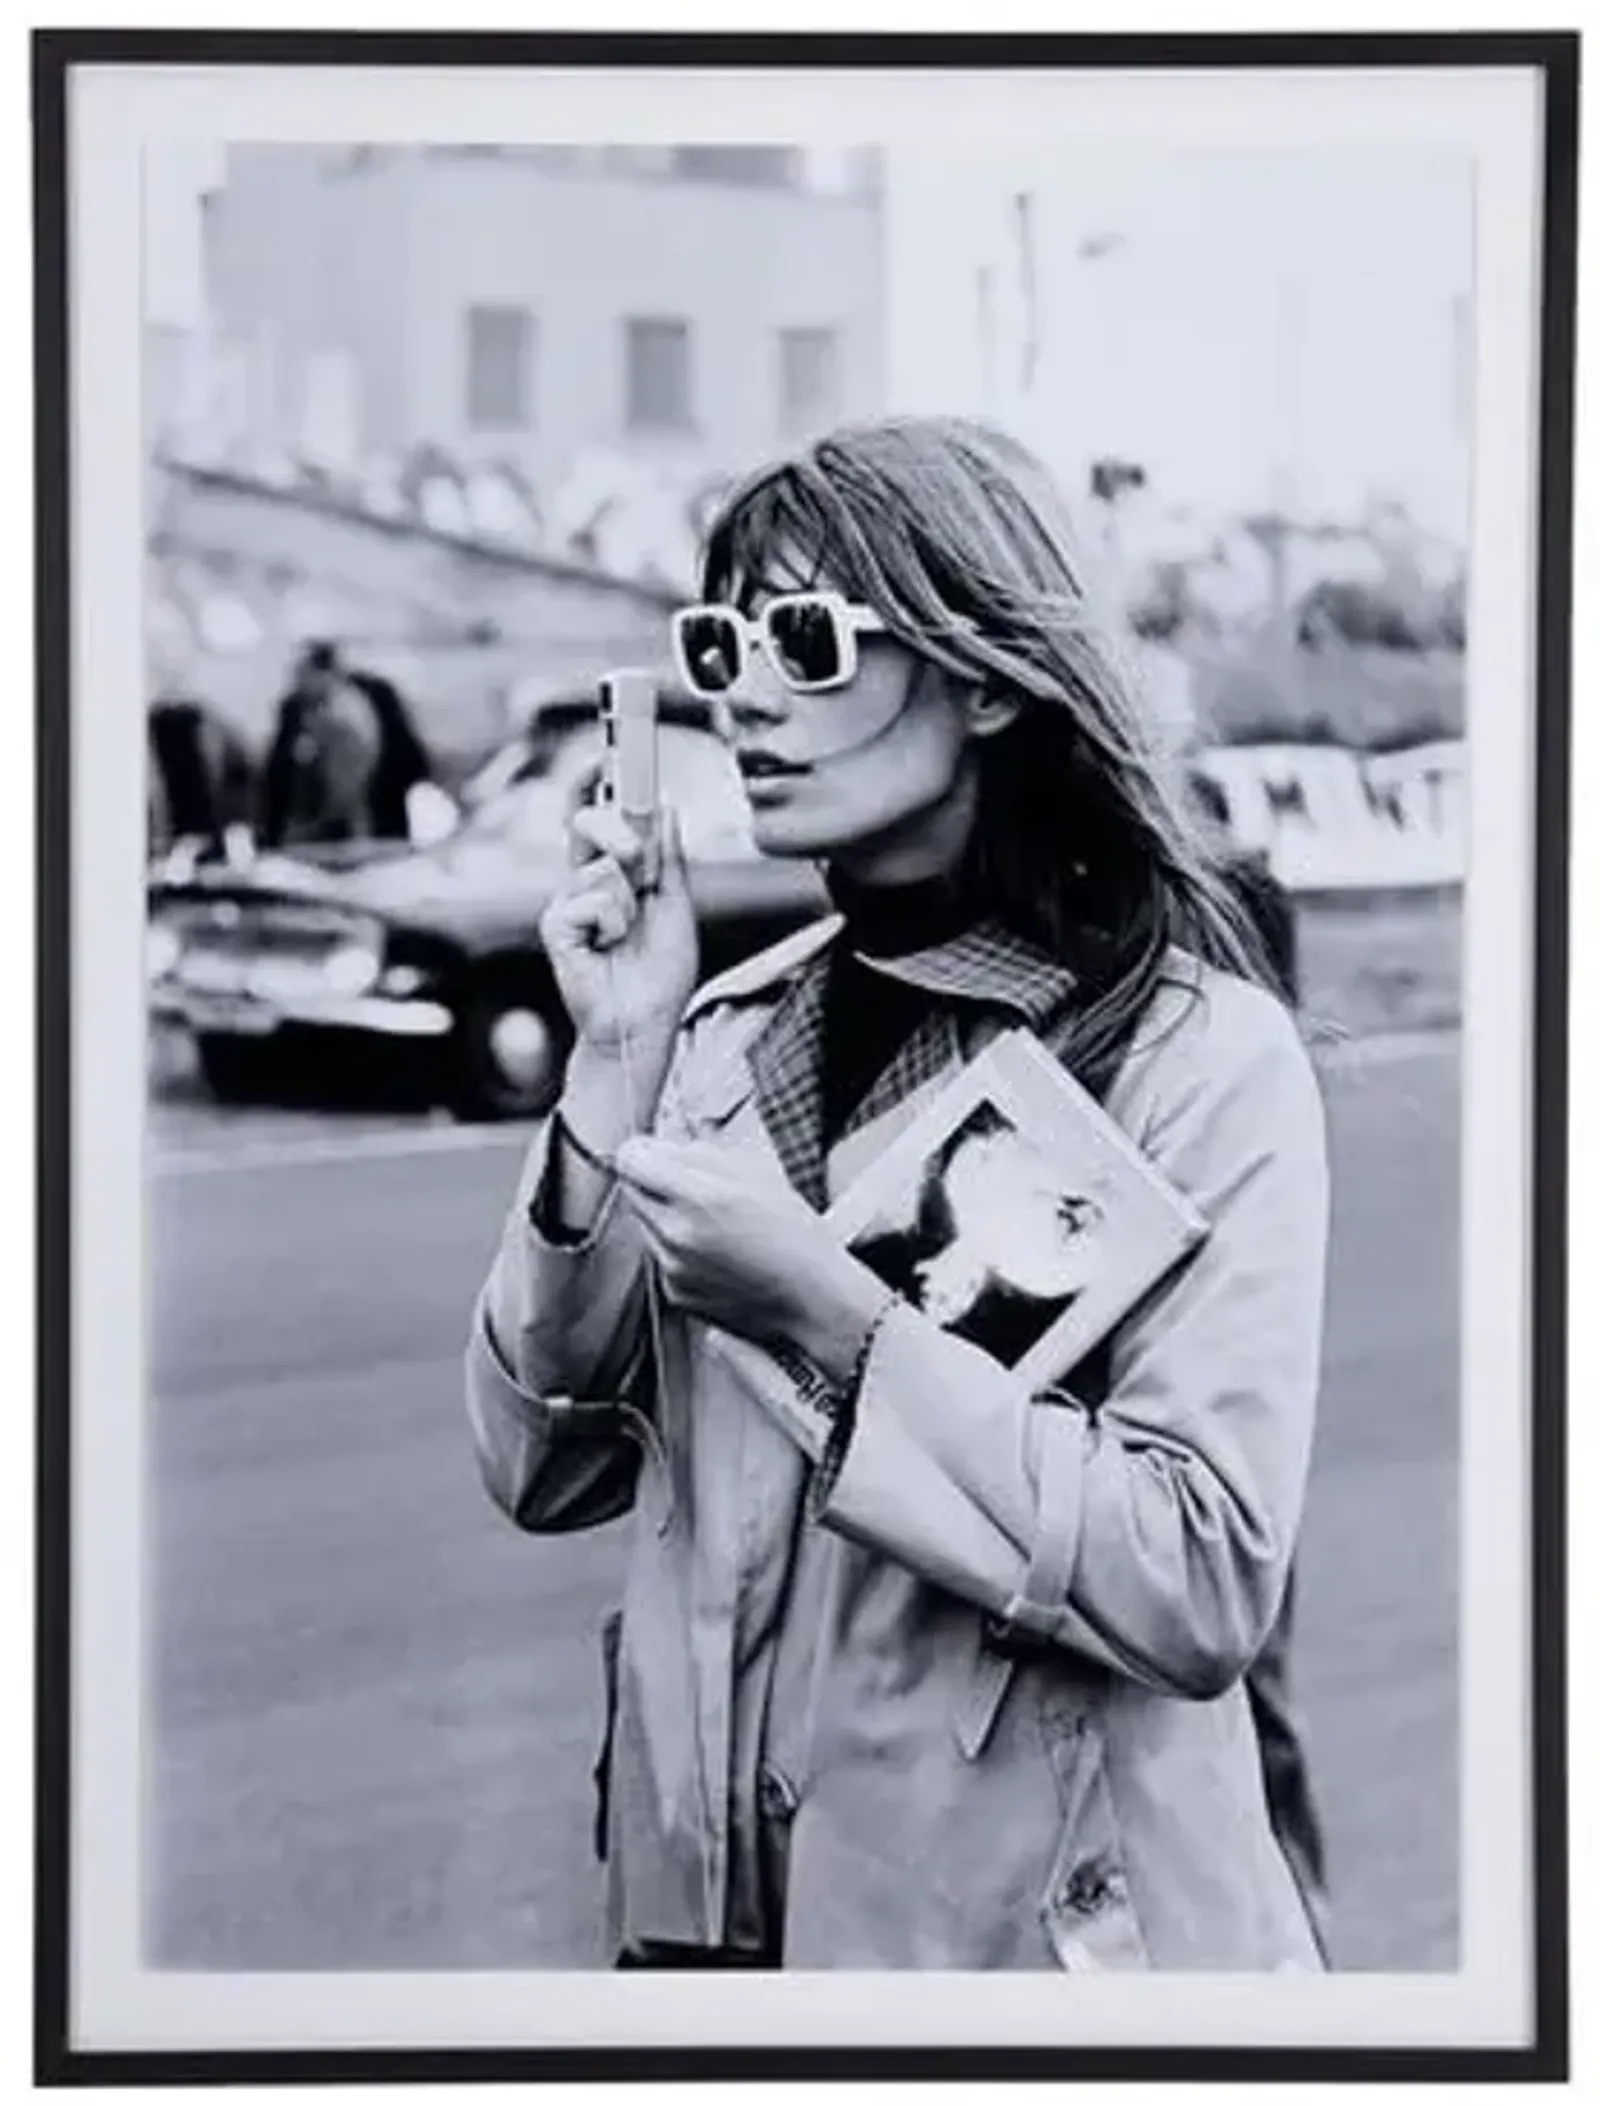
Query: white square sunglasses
[[670, 590, 887, 700]]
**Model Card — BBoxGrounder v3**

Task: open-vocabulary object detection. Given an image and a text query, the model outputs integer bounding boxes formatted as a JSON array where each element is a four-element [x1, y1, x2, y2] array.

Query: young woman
[[465, 417, 1330, 1972]]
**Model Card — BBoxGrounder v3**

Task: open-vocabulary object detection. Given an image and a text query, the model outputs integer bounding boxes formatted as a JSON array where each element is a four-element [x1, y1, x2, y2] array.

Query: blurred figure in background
[[357, 661, 439, 840], [259, 641, 379, 850], [147, 642, 257, 865], [259, 639, 438, 851]]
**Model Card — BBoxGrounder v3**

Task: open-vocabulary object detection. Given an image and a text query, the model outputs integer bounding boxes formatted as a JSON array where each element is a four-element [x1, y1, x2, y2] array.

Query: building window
[[464, 305, 534, 432], [625, 317, 693, 433], [777, 327, 840, 435], [671, 146, 802, 188]]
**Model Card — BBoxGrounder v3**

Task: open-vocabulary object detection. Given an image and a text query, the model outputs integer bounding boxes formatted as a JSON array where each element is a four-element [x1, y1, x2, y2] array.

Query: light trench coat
[[465, 916, 1331, 1972]]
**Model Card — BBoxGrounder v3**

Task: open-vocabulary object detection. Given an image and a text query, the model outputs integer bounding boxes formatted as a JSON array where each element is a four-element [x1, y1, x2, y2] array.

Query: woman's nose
[[723, 653, 792, 729]]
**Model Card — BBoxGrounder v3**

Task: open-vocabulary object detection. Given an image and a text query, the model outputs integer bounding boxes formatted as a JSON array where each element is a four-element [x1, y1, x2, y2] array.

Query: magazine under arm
[[808, 1009, 1330, 1702]]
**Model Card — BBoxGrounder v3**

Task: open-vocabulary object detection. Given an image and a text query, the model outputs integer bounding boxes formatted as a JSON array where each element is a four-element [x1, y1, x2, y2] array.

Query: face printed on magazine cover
[[913, 1119, 1107, 1325]]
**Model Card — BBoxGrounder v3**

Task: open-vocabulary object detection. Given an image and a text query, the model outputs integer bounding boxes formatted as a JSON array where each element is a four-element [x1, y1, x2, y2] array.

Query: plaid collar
[[852, 918, 1076, 1029], [746, 919, 1076, 1207]]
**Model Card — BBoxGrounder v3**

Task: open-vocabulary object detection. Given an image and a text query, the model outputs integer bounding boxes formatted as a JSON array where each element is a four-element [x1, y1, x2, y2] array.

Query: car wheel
[[194, 1031, 276, 1105], [450, 989, 565, 1121]]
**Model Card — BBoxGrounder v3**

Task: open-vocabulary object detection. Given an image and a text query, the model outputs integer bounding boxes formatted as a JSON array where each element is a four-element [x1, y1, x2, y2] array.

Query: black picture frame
[[33, 27, 1578, 2087]]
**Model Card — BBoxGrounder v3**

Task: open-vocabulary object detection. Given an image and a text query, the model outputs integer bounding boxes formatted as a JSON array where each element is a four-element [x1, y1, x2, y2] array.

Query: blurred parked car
[[147, 691, 828, 1119]]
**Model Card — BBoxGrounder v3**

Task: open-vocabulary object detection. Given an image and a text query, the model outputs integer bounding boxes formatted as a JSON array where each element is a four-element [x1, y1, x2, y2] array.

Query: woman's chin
[[748, 806, 837, 859]]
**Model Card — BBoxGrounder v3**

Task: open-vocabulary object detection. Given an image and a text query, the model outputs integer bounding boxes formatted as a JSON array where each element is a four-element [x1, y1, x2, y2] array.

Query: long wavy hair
[[698, 415, 1276, 1099]]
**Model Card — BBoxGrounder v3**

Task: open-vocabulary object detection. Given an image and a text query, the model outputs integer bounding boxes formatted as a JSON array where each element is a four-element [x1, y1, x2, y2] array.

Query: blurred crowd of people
[[147, 640, 441, 864]]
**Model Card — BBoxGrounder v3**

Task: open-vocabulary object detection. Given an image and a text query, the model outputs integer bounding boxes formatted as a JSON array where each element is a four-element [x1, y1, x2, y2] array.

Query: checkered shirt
[[745, 920, 1078, 1210]]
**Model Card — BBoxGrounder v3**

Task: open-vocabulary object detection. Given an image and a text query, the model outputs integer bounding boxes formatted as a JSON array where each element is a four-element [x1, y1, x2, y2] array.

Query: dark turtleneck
[[819, 865, 976, 1146]]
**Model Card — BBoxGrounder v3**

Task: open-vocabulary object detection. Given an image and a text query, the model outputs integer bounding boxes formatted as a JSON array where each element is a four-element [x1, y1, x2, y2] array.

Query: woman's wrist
[[780, 1246, 900, 1389], [538, 1035, 676, 1239], [572, 1005, 682, 1071], [563, 1034, 674, 1148]]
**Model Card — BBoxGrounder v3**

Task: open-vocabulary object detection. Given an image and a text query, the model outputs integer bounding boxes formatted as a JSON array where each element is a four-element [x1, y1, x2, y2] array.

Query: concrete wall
[[149, 461, 679, 757]]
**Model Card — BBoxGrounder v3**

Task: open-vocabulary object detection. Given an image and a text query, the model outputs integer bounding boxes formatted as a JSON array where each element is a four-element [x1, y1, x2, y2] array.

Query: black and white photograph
[[37, 31, 1574, 2084]]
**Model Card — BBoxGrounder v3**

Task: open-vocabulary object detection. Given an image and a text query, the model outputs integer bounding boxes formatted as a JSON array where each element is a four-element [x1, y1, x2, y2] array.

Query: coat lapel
[[746, 959, 831, 1210], [719, 916, 1079, 1215]]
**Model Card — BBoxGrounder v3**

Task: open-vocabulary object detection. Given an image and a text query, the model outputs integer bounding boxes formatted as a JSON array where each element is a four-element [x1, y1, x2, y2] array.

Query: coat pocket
[[591, 1608, 624, 1864], [1039, 1708, 1150, 1972]]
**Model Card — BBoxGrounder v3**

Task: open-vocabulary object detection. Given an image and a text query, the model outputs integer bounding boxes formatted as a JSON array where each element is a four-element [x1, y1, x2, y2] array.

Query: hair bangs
[[700, 464, 854, 613]]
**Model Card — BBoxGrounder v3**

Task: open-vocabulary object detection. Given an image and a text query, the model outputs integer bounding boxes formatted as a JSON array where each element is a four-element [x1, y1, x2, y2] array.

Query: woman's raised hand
[[539, 753, 700, 1070]]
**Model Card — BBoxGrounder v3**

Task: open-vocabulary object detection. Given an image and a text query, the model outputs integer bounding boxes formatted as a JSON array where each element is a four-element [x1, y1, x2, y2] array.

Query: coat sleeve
[[807, 986, 1330, 1701], [464, 1028, 702, 1533]]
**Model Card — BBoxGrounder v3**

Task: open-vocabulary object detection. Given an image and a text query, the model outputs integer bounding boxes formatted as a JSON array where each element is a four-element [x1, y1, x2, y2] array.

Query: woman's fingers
[[619, 1188, 685, 1273], [624, 1188, 676, 1242], [541, 855, 638, 956], [654, 802, 691, 901], [614, 1134, 722, 1201], [570, 799, 652, 876], [561, 753, 608, 849], [577, 855, 634, 909], [542, 893, 611, 960], [612, 1142, 680, 1203]]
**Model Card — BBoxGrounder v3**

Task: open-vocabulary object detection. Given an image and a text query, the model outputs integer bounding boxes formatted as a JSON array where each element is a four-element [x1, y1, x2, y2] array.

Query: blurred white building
[[181, 145, 886, 493]]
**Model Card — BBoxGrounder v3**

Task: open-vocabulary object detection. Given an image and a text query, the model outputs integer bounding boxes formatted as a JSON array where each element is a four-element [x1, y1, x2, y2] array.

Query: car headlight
[[322, 942, 382, 996], [147, 922, 181, 982]]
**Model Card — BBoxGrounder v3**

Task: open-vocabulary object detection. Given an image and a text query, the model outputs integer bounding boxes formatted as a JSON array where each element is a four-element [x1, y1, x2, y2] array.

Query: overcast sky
[[884, 144, 1472, 530], [143, 140, 1473, 531]]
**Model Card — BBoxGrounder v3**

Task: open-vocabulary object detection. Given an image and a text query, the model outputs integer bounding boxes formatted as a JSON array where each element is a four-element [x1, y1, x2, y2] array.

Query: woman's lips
[[736, 750, 811, 802], [736, 750, 811, 778]]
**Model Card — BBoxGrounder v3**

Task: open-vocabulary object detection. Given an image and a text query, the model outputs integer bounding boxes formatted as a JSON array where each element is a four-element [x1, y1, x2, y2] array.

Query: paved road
[[148, 1038, 1460, 1971]]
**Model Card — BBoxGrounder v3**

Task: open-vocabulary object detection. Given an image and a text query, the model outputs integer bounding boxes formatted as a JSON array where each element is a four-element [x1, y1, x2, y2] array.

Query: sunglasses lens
[[677, 610, 742, 695], [766, 597, 846, 689]]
